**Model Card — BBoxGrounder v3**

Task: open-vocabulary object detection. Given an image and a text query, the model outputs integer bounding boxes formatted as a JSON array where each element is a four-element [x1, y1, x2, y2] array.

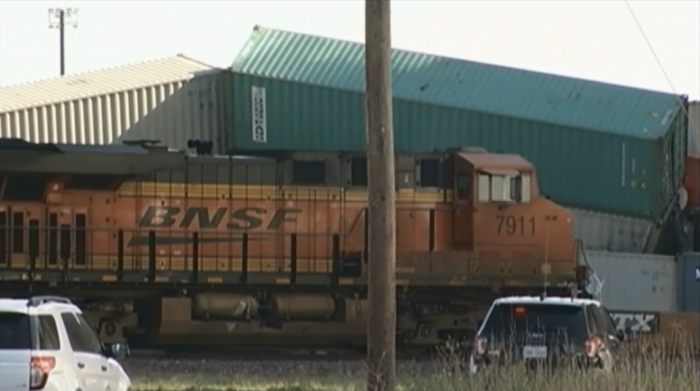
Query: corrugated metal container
[[688, 101, 700, 158], [570, 208, 653, 253], [0, 55, 231, 153], [580, 250, 677, 312], [677, 252, 700, 312], [227, 27, 688, 220]]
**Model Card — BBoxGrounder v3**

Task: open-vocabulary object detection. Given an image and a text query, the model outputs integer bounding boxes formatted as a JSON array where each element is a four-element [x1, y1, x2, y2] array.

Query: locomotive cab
[[452, 150, 576, 284]]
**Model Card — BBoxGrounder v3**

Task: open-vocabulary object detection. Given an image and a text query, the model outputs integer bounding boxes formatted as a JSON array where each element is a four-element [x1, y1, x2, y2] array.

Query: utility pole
[[364, 1, 396, 391], [48, 8, 79, 76]]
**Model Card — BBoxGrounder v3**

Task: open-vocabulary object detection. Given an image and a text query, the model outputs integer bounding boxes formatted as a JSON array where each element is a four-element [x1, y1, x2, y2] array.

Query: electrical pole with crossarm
[[364, 1, 396, 391]]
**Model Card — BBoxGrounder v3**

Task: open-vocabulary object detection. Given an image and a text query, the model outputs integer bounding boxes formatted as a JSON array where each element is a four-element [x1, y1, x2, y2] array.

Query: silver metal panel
[[0, 55, 217, 112], [0, 55, 227, 153], [676, 252, 700, 312], [570, 208, 653, 253], [579, 250, 677, 312]]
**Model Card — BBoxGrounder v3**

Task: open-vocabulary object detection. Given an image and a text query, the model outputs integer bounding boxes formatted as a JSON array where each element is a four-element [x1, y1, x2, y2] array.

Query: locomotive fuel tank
[[192, 293, 260, 320], [269, 294, 336, 320], [137, 296, 370, 348]]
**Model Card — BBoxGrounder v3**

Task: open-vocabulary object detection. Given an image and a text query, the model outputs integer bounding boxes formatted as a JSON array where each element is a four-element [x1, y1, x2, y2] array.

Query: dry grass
[[128, 331, 699, 391]]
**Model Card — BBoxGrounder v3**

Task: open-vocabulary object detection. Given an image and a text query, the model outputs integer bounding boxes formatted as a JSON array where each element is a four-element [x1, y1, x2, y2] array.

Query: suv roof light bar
[[26, 295, 73, 307]]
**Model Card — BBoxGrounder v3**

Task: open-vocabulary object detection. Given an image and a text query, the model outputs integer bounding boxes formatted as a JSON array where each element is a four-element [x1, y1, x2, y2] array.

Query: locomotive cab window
[[477, 171, 531, 203], [455, 171, 469, 200]]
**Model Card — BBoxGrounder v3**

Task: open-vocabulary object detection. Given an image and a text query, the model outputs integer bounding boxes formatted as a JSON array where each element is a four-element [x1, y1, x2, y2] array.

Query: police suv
[[469, 294, 625, 373], [0, 295, 131, 391]]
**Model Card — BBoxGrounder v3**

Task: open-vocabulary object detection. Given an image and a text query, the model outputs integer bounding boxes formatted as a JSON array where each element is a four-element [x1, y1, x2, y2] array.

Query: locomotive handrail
[[0, 207, 576, 288], [0, 225, 349, 285]]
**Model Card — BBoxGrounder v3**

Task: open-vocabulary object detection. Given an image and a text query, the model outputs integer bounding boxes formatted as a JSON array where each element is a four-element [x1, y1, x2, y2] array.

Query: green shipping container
[[227, 26, 688, 221]]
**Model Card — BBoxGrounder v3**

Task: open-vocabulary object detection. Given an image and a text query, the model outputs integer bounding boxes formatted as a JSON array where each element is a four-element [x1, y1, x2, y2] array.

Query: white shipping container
[[570, 208, 653, 253], [690, 101, 700, 158], [0, 54, 228, 153], [579, 250, 677, 312]]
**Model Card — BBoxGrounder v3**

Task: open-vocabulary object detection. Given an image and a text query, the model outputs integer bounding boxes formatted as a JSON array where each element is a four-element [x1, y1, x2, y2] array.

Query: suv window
[[0, 312, 61, 350], [593, 305, 618, 336], [61, 312, 102, 354], [585, 305, 603, 334], [33, 315, 61, 350], [0, 312, 30, 349], [585, 305, 618, 337], [480, 303, 588, 340]]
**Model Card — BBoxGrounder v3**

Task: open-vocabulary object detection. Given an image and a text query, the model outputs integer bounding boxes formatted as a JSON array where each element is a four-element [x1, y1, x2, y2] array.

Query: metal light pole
[[48, 8, 79, 76]]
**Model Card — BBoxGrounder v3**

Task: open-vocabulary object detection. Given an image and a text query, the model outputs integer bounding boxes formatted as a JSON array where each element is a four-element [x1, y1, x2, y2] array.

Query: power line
[[623, 0, 699, 236], [623, 0, 696, 158], [623, 0, 681, 97]]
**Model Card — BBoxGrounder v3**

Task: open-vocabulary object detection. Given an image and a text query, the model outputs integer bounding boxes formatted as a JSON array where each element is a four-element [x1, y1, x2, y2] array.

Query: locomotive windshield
[[477, 171, 531, 203]]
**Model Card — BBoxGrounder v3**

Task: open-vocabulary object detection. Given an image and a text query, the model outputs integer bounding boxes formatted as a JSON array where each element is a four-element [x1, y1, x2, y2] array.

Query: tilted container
[[227, 27, 688, 221], [580, 250, 677, 312]]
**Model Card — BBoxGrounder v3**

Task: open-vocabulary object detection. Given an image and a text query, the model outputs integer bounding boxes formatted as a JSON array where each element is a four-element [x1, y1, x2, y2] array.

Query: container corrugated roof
[[0, 54, 220, 113], [231, 26, 684, 139]]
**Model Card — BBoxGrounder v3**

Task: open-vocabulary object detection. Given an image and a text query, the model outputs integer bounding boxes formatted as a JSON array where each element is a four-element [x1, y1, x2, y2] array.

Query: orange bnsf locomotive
[[0, 139, 587, 352]]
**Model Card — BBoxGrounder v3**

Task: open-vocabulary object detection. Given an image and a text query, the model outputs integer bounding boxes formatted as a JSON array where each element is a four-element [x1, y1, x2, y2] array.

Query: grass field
[[127, 333, 699, 391]]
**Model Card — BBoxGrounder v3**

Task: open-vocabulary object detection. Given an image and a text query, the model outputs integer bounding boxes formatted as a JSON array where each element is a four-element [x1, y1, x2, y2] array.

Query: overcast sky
[[0, 0, 698, 99]]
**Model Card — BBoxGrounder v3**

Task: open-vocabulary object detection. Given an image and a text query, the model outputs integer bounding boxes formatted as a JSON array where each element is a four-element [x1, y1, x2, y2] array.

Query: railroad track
[[126, 344, 700, 363], [127, 346, 458, 362]]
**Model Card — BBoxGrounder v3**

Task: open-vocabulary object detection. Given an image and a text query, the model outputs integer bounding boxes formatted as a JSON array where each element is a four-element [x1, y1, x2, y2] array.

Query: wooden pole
[[364, 1, 396, 391]]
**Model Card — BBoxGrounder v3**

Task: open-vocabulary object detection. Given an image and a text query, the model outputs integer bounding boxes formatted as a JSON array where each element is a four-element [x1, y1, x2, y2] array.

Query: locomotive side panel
[[0, 149, 579, 289], [114, 186, 451, 275], [0, 184, 118, 273], [456, 152, 577, 284], [396, 207, 425, 252], [433, 206, 454, 253], [115, 195, 349, 274], [472, 198, 575, 261], [471, 198, 576, 279]]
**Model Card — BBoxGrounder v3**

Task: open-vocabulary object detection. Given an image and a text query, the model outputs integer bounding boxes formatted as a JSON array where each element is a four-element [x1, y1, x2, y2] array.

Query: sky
[[0, 0, 698, 100]]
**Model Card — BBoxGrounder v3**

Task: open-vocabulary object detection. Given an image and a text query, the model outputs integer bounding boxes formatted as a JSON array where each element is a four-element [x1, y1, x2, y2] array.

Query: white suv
[[0, 295, 131, 391]]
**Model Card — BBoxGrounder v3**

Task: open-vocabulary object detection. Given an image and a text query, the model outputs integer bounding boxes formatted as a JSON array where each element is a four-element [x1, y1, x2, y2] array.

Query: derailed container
[[570, 208, 653, 253], [227, 27, 688, 221], [580, 250, 677, 312]]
